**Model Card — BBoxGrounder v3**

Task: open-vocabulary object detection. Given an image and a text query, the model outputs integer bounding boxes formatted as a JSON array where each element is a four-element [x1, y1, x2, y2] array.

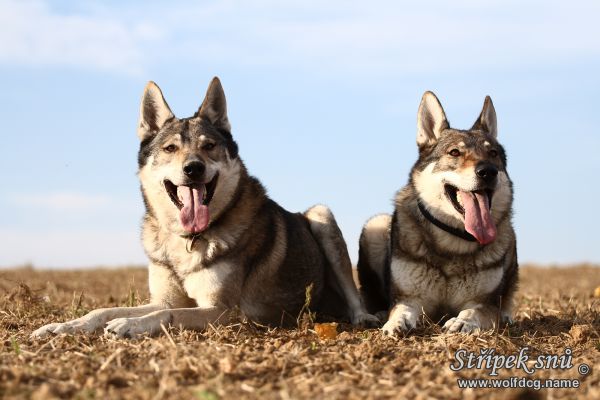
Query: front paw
[[31, 323, 63, 339], [351, 312, 380, 328], [104, 312, 169, 339], [31, 318, 101, 339], [381, 314, 416, 337], [443, 317, 481, 333], [104, 317, 154, 339]]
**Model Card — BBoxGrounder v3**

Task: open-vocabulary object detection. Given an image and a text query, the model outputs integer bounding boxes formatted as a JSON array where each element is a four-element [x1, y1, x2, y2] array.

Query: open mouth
[[444, 184, 493, 215], [163, 174, 218, 234], [444, 184, 497, 245], [164, 174, 218, 209]]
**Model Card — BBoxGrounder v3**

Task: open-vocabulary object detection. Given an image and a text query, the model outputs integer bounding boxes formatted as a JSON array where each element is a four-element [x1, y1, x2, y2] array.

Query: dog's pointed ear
[[472, 96, 497, 138], [137, 82, 174, 140], [198, 77, 231, 132], [416, 91, 449, 149]]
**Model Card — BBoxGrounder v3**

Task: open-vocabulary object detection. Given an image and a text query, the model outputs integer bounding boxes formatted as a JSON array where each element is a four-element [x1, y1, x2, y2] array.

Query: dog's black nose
[[476, 164, 498, 182], [183, 160, 205, 179]]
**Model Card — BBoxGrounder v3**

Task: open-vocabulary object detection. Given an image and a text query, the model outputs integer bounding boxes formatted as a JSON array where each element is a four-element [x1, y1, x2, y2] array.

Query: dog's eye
[[489, 149, 498, 157], [163, 144, 178, 153], [449, 149, 461, 157], [202, 142, 216, 151]]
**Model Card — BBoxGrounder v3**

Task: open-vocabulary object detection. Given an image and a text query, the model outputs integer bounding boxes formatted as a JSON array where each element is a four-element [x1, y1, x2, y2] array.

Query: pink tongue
[[176, 185, 209, 233], [458, 190, 496, 245]]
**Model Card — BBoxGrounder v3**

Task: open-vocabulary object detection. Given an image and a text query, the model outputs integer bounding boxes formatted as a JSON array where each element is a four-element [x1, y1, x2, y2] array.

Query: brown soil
[[1, 265, 599, 399]]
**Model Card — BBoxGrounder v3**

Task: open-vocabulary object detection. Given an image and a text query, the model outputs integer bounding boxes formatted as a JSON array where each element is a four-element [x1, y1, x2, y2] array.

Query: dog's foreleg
[[104, 306, 228, 338], [381, 299, 421, 336], [443, 303, 501, 333], [357, 214, 392, 315], [32, 262, 194, 339], [31, 303, 165, 338], [305, 204, 379, 326]]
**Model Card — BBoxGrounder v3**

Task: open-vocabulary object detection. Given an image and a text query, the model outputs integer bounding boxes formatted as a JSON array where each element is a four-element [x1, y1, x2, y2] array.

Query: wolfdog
[[33, 77, 376, 338], [357, 92, 517, 335]]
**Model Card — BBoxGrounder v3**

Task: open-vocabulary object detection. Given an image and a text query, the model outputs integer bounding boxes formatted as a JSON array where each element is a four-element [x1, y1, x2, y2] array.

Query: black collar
[[417, 199, 477, 242]]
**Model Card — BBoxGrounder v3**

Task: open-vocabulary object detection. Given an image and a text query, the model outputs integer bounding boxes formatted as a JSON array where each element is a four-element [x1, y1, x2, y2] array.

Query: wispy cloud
[[1, 0, 598, 76], [0, 0, 163, 74], [202, 0, 600, 73]]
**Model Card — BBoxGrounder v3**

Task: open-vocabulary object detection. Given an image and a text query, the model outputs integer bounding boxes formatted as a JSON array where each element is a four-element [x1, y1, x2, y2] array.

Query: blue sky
[[0, 0, 599, 268]]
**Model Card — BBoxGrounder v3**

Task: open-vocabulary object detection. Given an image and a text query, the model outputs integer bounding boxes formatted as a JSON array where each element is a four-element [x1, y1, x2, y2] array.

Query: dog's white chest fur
[[182, 261, 234, 308], [390, 257, 503, 313], [146, 231, 238, 308]]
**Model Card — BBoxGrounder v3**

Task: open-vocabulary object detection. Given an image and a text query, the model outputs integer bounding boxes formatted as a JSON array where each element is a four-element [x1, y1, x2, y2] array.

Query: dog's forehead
[[440, 129, 497, 148], [186, 118, 223, 140], [160, 117, 223, 142]]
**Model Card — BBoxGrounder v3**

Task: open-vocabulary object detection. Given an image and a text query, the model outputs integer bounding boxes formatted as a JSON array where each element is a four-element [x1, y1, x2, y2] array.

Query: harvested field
[[1, 265, 599, 399]]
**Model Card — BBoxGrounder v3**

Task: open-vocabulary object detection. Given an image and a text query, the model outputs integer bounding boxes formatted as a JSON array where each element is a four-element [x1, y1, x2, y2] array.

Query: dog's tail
[[357, 213, 392, 314]]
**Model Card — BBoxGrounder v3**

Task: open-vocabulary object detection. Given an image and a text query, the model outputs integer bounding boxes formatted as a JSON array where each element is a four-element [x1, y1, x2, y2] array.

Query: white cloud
[[158, 0, 600, 74], [0, 0, 163, 74], [9, 192, 113, 211], [0, 0, 598, 76]]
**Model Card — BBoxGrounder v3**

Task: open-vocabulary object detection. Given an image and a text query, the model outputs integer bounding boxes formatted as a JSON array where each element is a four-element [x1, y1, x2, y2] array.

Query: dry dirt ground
[[1, 265, 599, 399]]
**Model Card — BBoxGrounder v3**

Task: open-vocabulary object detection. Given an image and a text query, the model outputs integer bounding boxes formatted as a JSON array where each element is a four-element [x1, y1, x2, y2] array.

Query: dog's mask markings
[[417, 92, 504, 245], [137, 78, 235, 236]]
